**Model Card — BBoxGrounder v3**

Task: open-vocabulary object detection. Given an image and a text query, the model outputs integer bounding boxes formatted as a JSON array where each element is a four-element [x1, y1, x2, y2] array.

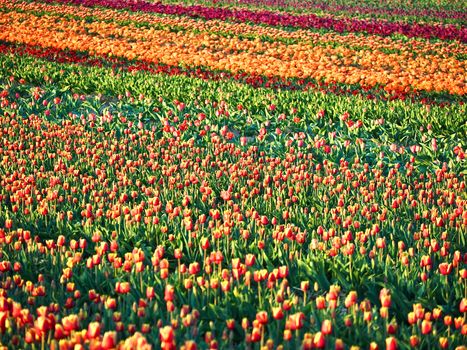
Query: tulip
[[159, 326, 174, 343], [439, 337, 448, 349], [439, 262, 453, 275], [313, 332, 326, 349], [251, 327, 261, 342], [0, 311, 8, 333], [321, 319, 332, 335], [409, 335, 419, 347], [226, 319, 235, 330], [287, 312, 305, 331], [421, 320, 432, 335], [102, 331, 117, 349], [86, 322, 101, 339], [4, 219, 12, 230], [105, 298, 117, 310], [316, 296, 326, 309], [146, 286, 155, 300], [460, 298, 467, 313], [35, 316, 51, 334], [283, 329, 292, 341], [345, 291, 358, 308], [272, 307, 284, 320], [115, 281, 130, 294], [164, 284, 175, 302], [245, 254, 256, 267], [256, 311, 268, 325], [380, 307, 389, 319]]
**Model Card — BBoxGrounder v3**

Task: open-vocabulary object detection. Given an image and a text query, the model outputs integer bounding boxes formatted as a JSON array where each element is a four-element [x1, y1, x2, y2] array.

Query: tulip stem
[[258, 283, 262, 308], [178, 259, 181, 280], [261, 326, 265, 348], [276, 320, 280, 345]]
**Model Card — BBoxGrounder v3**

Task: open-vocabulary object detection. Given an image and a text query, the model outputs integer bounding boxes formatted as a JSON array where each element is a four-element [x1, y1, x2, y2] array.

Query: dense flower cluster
[[0, 75, 466, 349], [1, 41, 461, 106], [0, 0, 466, 348], [39, 0, 467, 42], [164, 0, 467, 24], [1, 2, 466, 97]]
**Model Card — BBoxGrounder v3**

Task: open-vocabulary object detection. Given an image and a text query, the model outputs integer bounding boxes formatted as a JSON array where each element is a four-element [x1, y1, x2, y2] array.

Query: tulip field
[[0, 0, 466, 349]]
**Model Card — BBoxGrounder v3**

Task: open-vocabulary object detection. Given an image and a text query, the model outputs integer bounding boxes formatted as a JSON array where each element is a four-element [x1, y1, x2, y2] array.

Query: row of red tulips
[[37, 0, 467, 42]]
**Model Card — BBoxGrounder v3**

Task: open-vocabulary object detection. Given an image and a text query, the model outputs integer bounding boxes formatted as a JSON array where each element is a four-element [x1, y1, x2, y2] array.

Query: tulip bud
[[321, 319, 332, 335]]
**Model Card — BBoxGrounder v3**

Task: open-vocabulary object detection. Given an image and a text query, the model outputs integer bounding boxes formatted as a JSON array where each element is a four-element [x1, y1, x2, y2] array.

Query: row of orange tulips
[[5, 0, 465, 59], [0, 6, 466, 95]]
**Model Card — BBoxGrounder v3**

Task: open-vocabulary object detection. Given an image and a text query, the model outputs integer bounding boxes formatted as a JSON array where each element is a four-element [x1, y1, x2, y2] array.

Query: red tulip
[[0, 311, 7, 333], [313, 332, 326, 349], [287, 312, 304, 331], [421, 320, 432, 335], [454, 316, 463, 329], [316, 296, 326, 309], [146, 286, 155, 300], [164, 284, 175, 302], [250, 327, 261, 342], [439, 337, 448, 349], [62, 314, 79, 332], [35, 316, 51, 333], [438, 262, 452, 275], [278, 266, 288, 278], [381, 295, 391, 308], [432, 308, 442, 320], [4, 219, 12, 230], [105, 298, 117, 310], [460, 298, 467, 313], [380, 307, 389, 319], [115, 281, 130, 294], [409, 335, 419, 347], [260, 215, 269, 225], [283, 329, 292, 341], [226, 319, 235, 330], [272, 307, 284, 320], [54, 324, 66, 340], [345, 291, 358, 308], [335, 339, 345, 350], [86, 322, 101, 339], [159, 326, 174, 343], [245, 254, 256, 267], [256, 311, 268, 325], [321, 319, 332, 335], [102, 331, 117, 349], [57, 235, 66, 247], [407, 312, 417, 325], [201, 238, 210, 250]]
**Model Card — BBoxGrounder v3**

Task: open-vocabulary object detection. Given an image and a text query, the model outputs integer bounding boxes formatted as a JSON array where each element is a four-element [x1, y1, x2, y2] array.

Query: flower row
[[1, 9, 466, 96], [5, 0, 465, 59], [2, 41, 461, 106], [38, 0, 467, 42], [162, 0, 467, 25]]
